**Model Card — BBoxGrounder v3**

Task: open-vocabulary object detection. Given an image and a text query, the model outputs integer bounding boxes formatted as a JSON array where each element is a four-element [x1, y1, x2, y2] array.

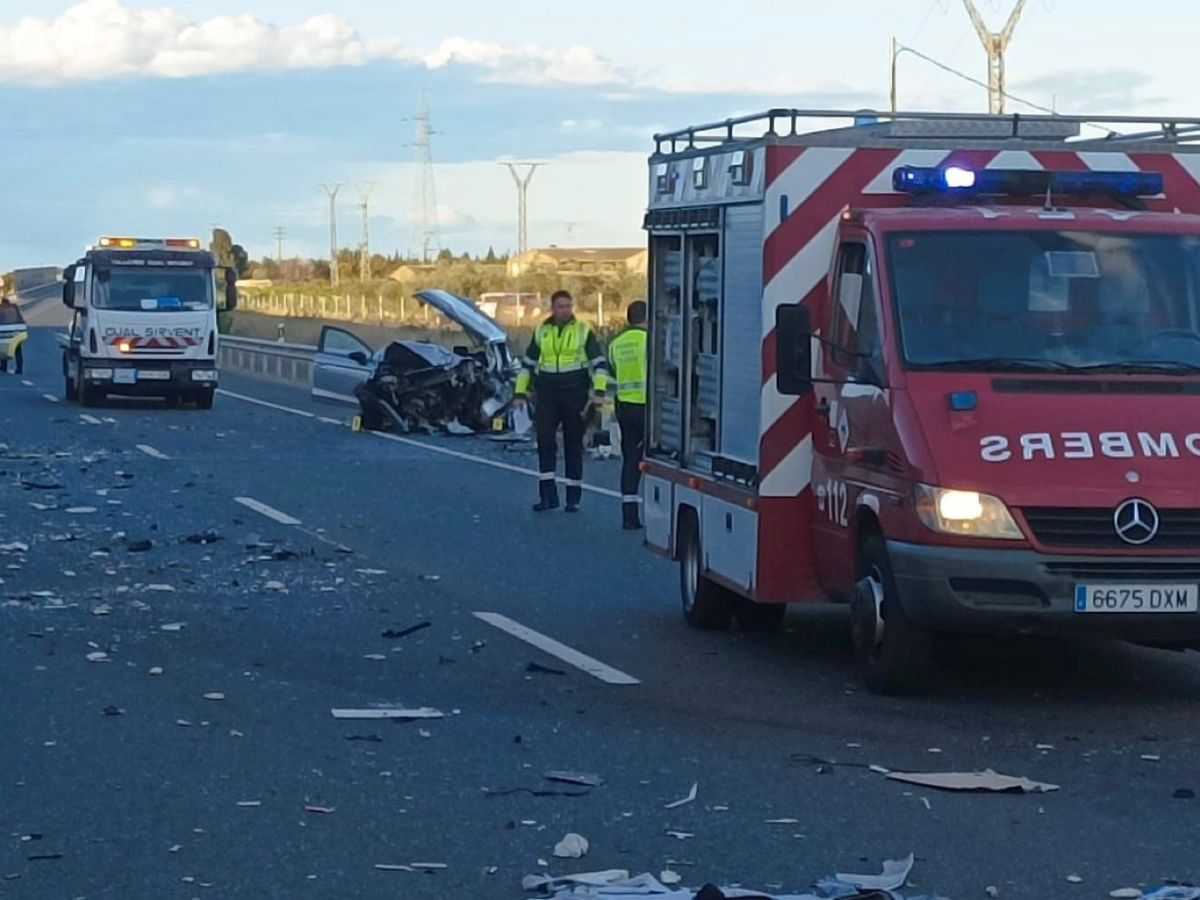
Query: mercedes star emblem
[[1113, 498, 1160, 546]]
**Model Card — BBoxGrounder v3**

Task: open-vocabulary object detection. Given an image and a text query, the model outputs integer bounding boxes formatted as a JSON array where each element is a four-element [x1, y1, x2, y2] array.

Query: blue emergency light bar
[[892, 166, 1164, 198]]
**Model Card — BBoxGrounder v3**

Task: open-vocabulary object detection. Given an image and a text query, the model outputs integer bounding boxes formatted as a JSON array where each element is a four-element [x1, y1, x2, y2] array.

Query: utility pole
[[274, 226, 286, 262], [355, 182, 377, 281], [414, 93, 441, 263], [321, 184, 342, 286], [961, 0, 1029, 114], [502, 162, 543, 259]]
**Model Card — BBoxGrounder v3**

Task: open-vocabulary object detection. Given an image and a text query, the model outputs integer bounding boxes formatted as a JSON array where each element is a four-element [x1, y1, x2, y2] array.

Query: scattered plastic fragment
[[356, 568, 387, 576], [665, 782, 698, 809], [1110, 890, 1142, 899], [0, 542, 29, 553], [86, 651, 110, 663], [204, 693, 226, 701], [521, 870, 629, 893], [305, 806, 335, 815], [1067, 875, 1084, 884], [418, 574, 441, 582], [101, 705, 124, 717], [374, 864, 414, 872], [1144, 887, 1200, 899], [65, 507, 97, 514], [660, 870, 682, 886], [145, 585, 176, 593], [184, 531, 222, 545], [411, 863, 447, 871], [665, 831, 693, 840], [886, 769, 1059, 794], [148, 667, 164, 676], [160, 623, 186, 631], [236, 801, 262, 807], [382, 622, 431, 640], [1141, 754, 1161, 762], [526, 661, 566, 676], [126, 539, 154, 553], [364, 654, 387, 661], [330, 708, 444, 720], [765, 818, 799, 825], [835, 853, 914, 892], [263, 581, 287, 592], [545, 771, 605, 788], [553, 833, 589, 859]]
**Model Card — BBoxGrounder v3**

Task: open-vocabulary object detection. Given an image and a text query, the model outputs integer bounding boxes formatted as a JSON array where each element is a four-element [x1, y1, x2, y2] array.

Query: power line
[[414, 93, 441, 264], [895, 41, 1057, 116], [355, 182, 377, 282], [273, 226, 286, 262], [961, 0, 1029, 114]]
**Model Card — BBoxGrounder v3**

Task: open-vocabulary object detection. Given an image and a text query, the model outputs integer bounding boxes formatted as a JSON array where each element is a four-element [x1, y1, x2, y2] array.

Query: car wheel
[[851, 535, 934, 694], [679, 512, 735, 631]]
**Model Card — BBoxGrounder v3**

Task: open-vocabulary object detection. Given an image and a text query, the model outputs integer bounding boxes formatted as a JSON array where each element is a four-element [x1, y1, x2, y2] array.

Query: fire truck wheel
[[679, 513, 734, 631], [735, 600, 786, 632], [852, 535, 933, 694]]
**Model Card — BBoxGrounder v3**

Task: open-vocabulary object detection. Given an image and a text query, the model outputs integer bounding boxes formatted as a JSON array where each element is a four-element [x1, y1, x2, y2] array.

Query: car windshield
[[888, 230, 1200, 372], [92, 266, 213, 312]]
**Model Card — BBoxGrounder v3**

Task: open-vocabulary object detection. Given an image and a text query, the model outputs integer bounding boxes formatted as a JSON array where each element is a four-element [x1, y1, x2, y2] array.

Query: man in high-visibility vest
[[513, 290, 609, 513], [608, 300, 648, 530]]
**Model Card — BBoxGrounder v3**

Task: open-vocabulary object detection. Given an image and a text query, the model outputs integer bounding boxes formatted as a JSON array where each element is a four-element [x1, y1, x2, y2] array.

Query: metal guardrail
[[218, 335, 317, 386]]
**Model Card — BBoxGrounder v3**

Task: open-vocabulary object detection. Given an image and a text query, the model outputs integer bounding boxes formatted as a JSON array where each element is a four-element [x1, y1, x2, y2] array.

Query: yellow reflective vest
[[607, 327, 647, 404], [516, 317, 608, 397]]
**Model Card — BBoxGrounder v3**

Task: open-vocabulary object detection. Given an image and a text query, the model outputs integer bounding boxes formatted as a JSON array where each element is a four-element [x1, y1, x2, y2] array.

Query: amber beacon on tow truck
[[641, 108, 1200, 691], [61, 237, 237, 409]]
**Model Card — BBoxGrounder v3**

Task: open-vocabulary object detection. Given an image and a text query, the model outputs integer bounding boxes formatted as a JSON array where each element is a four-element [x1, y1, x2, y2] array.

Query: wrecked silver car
[[310, 290, 517, 434]]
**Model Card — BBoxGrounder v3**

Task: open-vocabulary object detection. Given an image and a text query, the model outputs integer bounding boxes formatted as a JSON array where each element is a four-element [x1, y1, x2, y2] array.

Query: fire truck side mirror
[[224, 268, 239, 311], [775, 304, 813, 396], [62, 266, 77, 308]]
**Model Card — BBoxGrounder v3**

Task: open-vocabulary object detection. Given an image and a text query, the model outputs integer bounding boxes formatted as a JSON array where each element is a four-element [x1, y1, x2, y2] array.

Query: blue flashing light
[[949, 391, 978, 412], [892, 166, 1165, 199]]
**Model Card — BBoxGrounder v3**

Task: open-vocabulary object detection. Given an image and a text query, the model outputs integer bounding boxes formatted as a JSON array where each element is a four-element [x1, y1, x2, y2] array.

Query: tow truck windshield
[[890, 230, 1200, 372], [92, 266, 213, 312]]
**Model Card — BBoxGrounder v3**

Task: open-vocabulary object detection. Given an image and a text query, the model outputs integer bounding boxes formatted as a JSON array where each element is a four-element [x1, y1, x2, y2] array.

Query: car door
[[312, 326, 374, 404]]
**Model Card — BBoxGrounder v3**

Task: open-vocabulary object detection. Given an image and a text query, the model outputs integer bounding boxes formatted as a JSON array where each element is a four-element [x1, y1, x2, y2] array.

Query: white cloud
[[0, 0, 622, 86]]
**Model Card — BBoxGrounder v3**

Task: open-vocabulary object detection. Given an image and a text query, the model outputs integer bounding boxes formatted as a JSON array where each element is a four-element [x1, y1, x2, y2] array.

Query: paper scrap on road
[[553, 833, 589, 859], [665, 782, 698, 809], [85, 651, 109, 663], [835, 853, 914, 892], [203, 693, 226, 701], [886, 768, 1059, 794], [330, 707, 444, 720], [0, 542, 29, 553]]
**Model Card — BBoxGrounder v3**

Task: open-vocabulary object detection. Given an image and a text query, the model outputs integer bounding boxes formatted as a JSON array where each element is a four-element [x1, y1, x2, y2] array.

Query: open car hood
[[414, 290, 506, 347]]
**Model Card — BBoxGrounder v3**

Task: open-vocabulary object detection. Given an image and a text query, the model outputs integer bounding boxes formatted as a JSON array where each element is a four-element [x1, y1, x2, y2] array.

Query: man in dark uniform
[[513, 291, 608, 512]]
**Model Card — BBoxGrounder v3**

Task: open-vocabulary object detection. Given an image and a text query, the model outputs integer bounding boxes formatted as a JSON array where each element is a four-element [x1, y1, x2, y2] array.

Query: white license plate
[[138, 370, 171, 381], [113, 369, 137, 385], [1074, 583, 1198, 614]]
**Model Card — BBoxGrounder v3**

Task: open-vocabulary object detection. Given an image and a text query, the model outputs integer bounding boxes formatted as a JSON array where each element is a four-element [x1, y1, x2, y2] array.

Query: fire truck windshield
[[889, 230, 1200, 373], [92, 267, 213, 313]]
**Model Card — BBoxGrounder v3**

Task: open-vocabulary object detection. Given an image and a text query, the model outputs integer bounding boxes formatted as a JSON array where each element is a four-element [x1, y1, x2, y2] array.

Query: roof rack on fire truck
[[652, 109, 1200, 156]]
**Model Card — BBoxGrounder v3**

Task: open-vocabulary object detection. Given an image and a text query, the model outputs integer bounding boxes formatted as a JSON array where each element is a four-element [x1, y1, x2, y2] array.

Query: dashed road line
[[234, 496, 303, 526], [42, 393, 59, 403], [473, 611, 640, 686], [137, 444, 170, 460], [79, 414, 103, 425], [214, 387, 619, 499], [21, 380, 33, 387]]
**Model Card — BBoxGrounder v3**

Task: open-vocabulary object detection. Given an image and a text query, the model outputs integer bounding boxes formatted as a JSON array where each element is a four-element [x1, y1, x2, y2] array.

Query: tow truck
[[641, 109, 1200, 691], [62, 237, 237, 408]]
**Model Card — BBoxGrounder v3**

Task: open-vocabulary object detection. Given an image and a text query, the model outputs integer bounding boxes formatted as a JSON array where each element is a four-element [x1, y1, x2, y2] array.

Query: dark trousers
[[617, 401, 645, 524], [0, 344, 22, 375], [535, 385, 588, 506]]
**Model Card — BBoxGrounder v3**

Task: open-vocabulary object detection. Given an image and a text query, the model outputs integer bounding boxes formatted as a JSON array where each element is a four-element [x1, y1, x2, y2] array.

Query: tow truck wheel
[[194, 389, 215, 410], [77, 377, 98, 408], [735, 599, 786, 632], [679, 513, 735, 631], [64, 373, 76, 402], [852, 535, 934, 695]]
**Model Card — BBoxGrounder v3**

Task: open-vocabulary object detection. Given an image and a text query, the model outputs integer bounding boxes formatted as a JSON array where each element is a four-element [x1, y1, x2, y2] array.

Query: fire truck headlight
[[915, 485, 1024, 540]]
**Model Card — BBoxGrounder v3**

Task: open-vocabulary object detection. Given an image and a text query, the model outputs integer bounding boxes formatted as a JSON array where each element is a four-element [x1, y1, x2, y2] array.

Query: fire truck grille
[[1022, 507, 1200, 551]]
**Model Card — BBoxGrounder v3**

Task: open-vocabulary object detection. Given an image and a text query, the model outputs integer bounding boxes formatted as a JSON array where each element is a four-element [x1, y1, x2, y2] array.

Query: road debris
[[126, 539, 154, 553], [204, 693, 226, 701], [1109, 890, 1142, 899], [545, 771, 605, 788], [236, 800, 262, 807], [834, 853, 914, 892], [356, 568, 387, 576], [381, 622, 432, 640], [183, 531, 222, 545], [263, 580, 287, 592], [145, 584, 176, 593], [330, 707, 444, 720], [522, 870, 630, 892], [160, 622, 186, 631], [1144, 887, 1200, 899], [148, 667, 164, 676], [1067, 875, 1084, 884], [885, 768, 1059, 794], [0, 541, 29, 553], [304, 806, 336, 815], [665, 782, 698, 809], [101, 705, 124, 717], [660, 870, 682, 886], [553, 834, 589, 859], [1174, 788, 1195, 800], [374, 864, 415, 872], [86, 651, 110, 663], [526, 661, 567, 676], [345, 735, 383, 743], [485, 786, 591, 799]]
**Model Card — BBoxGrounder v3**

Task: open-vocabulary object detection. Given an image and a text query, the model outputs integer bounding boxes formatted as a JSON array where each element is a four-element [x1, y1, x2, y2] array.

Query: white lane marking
[[21, 380, 33, 387], [43, 393, 60, 403], [234, 496, 303, 526], [473, 611, 640, 686], [317, 416, 344, 426], [137, 444, 170, 460], [219, 388, 621, 499], [312, 386, 359, 404], [217, 388, 315, 418], [79, 414, 103, 425]]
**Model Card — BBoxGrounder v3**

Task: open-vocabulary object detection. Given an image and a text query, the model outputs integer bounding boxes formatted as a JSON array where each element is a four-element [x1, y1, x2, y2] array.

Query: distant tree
[[437, 247, 454, 262], [210, 228, 235, 269], [484, 246, 498, 264], [231, 244, 250, 278]]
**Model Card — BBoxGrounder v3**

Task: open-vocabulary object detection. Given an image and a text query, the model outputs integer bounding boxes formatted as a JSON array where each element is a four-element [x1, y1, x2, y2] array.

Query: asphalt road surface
[[4, 325, 1200, 900]]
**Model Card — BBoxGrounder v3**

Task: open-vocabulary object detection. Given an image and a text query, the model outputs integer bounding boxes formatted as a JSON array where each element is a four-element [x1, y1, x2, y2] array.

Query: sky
[[0, 0, 1192, 267]]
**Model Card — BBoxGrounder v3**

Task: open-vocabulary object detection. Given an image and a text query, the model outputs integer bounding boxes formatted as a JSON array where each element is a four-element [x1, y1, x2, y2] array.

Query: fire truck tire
[[852, 535, 934, 694], [194, 389, 215, 410], [679, 513, 735, 631], [735, 600, 786, 632]]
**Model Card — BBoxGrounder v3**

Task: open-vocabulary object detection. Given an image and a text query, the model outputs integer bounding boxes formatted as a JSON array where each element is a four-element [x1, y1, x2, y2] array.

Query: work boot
[[533, 499, 560, 512], [622, 504, 641, 530], [564, 503, 580, 513]]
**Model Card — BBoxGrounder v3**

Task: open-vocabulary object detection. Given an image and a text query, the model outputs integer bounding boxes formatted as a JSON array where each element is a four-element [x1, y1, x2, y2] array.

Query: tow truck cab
[[641, 110, 1200, 691], [62, 237, 237, 408]]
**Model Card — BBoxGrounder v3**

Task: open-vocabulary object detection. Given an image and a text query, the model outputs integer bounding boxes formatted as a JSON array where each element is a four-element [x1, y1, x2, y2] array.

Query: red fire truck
[[641, 109, 1200, 691]]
